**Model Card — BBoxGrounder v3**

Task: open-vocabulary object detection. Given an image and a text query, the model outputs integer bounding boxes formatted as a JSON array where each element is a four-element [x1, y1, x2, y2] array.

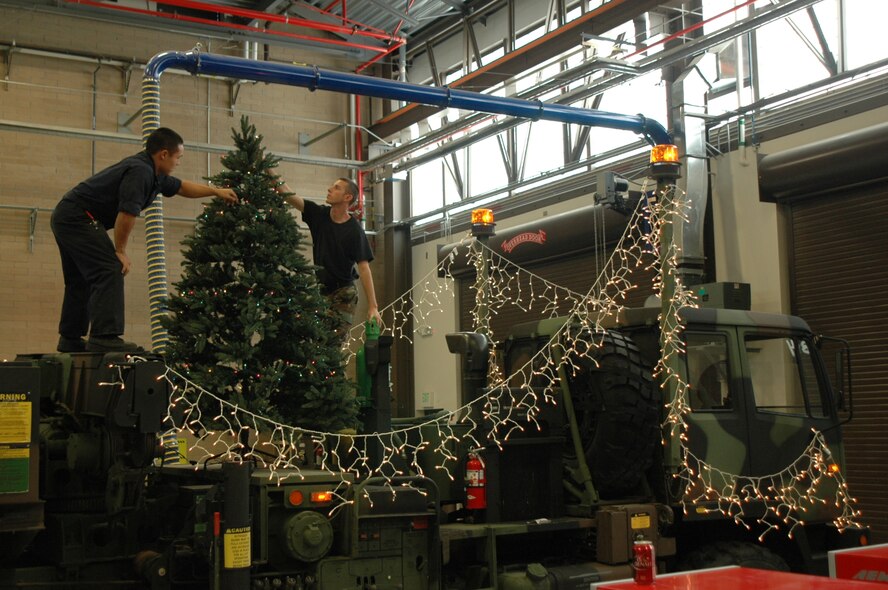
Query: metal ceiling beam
[[437, 0, 468, 12], [406, 0, 505, 55], [550, 0, 824, 109], [0, 0, 378, 58], [90, 0, 400, 44], [234, 0, 290, 26], [369, 0, 663, 140], [366, 0, 420, 27], [378, 0, 825, 171], [363, 47, 623, 171]]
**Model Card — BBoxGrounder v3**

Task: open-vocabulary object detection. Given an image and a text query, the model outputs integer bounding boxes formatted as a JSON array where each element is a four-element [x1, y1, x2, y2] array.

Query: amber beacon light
[[471, 208, 496, 237], [649, 143, 681, 179]]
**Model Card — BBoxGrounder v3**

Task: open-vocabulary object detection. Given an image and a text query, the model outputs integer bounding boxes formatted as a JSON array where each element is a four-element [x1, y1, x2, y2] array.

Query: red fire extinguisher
[[465, 452, 487, 510]]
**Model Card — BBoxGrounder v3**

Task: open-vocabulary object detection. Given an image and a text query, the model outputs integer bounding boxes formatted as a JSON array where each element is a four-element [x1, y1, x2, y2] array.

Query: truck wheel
[[567, 331, 660, 498], [677, 541, 789, 571]]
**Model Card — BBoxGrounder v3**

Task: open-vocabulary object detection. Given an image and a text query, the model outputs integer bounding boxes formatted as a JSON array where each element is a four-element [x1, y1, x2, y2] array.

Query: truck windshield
[[745, 334, 828, 417]]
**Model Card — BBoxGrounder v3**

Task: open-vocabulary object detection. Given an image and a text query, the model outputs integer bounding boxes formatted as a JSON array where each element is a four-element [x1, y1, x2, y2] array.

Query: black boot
[[86, 336, 145, 352], [57, 336, 87, 352]]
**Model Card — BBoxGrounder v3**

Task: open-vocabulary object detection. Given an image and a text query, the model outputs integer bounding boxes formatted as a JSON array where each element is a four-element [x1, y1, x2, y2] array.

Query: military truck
[[0, 166, 868, 589], [422, 286, 867, 589]]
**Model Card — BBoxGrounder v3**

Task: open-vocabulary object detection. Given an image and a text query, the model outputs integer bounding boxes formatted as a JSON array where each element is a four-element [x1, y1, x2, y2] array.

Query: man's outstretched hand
[[214, 187, 238, 204]]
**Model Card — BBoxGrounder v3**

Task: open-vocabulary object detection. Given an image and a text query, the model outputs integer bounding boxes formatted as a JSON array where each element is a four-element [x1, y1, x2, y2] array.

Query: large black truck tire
[[567, 331, 660, 498]]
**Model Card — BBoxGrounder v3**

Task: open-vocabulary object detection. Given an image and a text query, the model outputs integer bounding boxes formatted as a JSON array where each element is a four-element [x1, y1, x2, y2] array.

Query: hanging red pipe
[[355, 0, 411, 73], [154, 0, 395, 40], [322, 0, 342, 13], [64, 0, 400, 43], [355, 39, 405, 74], [393, 0, 417, 37], [63, 0, 396, 53]]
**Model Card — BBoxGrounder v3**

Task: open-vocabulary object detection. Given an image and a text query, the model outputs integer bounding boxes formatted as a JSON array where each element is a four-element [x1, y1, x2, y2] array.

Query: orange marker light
[[471, 208, 496, 237], [472, 208, 494, 225], [288, 490, 304, 506], [311, 491, 333, 503], [650, 144, 680, 164]]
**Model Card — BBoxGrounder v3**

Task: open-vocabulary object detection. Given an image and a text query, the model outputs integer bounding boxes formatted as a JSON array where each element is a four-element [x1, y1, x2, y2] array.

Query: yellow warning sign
[[223, 527, 251, 569], [0, 398, 31, 444], [630, 512, 651, 530]]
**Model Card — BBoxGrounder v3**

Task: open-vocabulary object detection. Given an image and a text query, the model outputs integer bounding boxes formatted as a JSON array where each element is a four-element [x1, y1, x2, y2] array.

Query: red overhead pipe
[[355, 0, 412, 72], [320, 0, 348, 20], [64, 0, 400, 44], [393, 0, 417, 37], [321, 0, 347, 26], [355, 39, 405, 73], [322, 0, 342, 13], [152, 0, 396, 41], [64, 0, 396, 53]]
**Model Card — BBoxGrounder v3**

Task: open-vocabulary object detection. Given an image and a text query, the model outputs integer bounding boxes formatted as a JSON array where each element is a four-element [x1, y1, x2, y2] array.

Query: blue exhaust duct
[[145, 50, 671, 145], [141, 50, 671, 351]]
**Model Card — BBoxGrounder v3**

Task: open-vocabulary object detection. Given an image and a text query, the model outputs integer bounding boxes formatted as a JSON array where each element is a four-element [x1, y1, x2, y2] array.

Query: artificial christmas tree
[[163, 116, 358, 433]]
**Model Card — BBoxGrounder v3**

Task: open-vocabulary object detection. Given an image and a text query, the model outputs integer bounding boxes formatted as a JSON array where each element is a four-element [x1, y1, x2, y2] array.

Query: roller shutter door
[[789, 188, 888, 542]]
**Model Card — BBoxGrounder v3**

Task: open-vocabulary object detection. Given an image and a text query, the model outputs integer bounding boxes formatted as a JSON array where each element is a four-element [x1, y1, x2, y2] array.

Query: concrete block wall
[[0, 6, 383, 360]]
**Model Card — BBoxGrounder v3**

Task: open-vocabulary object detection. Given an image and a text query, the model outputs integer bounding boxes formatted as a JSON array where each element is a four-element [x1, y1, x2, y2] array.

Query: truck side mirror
[[834, 349, 846, 411], [819, 335, 853, 424], [446, 332, 490, 374]]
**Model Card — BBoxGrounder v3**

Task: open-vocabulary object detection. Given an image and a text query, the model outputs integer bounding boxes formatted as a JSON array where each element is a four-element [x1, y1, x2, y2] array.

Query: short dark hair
[[339, 177, 360, 204], [146, 127, 184, 155]]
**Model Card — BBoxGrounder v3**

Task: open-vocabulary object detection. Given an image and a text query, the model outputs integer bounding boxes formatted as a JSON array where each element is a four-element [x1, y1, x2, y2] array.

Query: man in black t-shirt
[[278, 177, 381, 339], [51, 127, 238, 353]]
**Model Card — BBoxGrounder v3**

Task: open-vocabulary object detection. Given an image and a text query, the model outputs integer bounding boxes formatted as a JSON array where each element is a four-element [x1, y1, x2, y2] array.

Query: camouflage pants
[[326, 284, 358, 343]]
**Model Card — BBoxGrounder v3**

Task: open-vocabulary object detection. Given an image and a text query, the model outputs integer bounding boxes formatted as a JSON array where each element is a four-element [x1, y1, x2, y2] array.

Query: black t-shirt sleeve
[[302, 199, 322, 227], [117, 166, 155, 216], [160, 175, 182, 197]]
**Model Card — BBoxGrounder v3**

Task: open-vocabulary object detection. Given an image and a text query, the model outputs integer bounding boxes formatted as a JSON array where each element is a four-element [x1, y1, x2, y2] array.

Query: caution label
[[223, 527, 251, 569], [0, 393, 31, 495], [630, 512, 651, 530], [0, 446, 29, 494], [0, 394, 31, 444]]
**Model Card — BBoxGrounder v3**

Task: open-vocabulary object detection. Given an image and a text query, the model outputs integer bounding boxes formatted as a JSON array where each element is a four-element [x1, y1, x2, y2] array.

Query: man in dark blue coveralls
[[51, 127, 238, 353]]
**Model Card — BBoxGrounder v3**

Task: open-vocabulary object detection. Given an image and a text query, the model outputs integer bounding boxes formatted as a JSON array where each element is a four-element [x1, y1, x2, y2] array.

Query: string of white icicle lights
[[156, 181, 861, 536], [646, 184, 862, 538], [678, 431, 862, 541], [159, 189, 657, 489]]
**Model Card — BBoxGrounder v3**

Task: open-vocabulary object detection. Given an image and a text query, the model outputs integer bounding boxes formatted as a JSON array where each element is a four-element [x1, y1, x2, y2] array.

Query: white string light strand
[[159, 183, 861, 537]]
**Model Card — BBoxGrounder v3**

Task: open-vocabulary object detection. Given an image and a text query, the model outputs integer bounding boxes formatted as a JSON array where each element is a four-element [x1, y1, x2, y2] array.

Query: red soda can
[[633, 540, 655, 585]]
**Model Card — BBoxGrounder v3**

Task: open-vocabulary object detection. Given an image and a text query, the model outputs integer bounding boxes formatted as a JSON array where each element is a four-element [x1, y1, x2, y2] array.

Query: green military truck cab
[[499, 291, 865, 576]]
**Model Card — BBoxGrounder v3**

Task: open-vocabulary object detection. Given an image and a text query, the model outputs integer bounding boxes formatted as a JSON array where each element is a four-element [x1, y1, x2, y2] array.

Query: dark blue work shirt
[[62, 151, 182, 229]]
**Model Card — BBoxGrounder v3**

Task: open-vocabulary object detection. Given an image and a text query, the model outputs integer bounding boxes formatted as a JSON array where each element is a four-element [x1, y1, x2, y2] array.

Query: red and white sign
[[500, 230, 546, 254], [830, 543, 888, 584]]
